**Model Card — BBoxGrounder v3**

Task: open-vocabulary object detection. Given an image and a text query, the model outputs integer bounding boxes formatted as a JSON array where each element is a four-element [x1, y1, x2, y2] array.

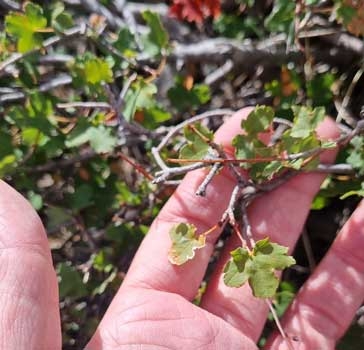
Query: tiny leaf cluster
[[223, 238, 295, 298]]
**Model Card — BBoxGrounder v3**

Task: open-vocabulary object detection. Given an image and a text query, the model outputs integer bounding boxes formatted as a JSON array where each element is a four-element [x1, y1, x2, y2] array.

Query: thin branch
[[151, 109, 233, 172], [57, 102, 111, 109], [301, 228, 316, 272], [39, 74, 73, 92], [1, 75, 73, 105], [220, 184, 241, 225], [152, 162, 209, 184], [0, 0, 21, 11], [196, 162, 223, 196], [204, 59, 234, 86], [337, 63, 364, 124], [241, 200, 255, 249], [155, 109, 234, 152], [266, 300, 295, 350], [314, 163, 354, 175]]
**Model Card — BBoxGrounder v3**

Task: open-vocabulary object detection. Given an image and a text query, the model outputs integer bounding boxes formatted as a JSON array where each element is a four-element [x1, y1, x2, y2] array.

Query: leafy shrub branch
[[152, 105, 364, 298]]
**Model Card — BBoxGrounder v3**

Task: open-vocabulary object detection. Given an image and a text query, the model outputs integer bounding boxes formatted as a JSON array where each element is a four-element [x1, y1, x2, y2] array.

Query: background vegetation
[[1, 0, 364, 348]]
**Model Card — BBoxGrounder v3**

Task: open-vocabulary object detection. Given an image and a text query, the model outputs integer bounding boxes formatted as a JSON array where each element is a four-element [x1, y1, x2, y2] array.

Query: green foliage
[[124, 80, 157, 121], [223, 238, 295, 298], [1, 0, 364, 346], [57, 262, 88, 299], [169, 223, 206, 265], [213, 14, 263, 39], [336, 2, 357, 25], [141, 10, 169, 57], [346, 136, 364, 176], [242, 105, 275, 136], [290, 106, 325, 138], [5, 3, 48, 52], [231, 105, 330, 181], [84, 57, 113, 85], [179, 123, 214, 161], [66, 121, 117, 154], [265, 0, 295, 35], [168, 77, 211, 111]]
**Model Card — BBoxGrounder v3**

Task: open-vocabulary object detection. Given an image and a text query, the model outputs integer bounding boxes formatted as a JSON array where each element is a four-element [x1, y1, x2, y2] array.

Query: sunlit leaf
[[169, 223, 206, 265], [84, 57, 113, 84], [290, 106, 325, 138], [5, 2, 47, 52], [179, 123, 213, 161], [223, 238, 295, 298], [241, 106, 275, 136]]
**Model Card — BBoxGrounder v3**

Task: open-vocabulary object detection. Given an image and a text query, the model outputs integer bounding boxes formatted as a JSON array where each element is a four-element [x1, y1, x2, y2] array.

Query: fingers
[[200, 118, 340, 342], [120, 107, 254, 300], [0, 181, 61, 350], [266, 200, 364, 349]]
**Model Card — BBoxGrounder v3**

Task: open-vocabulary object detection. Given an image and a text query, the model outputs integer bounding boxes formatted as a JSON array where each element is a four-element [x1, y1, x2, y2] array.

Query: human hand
[[1, 108, 363, 350]]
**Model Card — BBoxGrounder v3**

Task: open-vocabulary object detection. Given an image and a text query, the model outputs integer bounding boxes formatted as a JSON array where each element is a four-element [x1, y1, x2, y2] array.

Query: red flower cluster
[[169, 0, 221, 24]]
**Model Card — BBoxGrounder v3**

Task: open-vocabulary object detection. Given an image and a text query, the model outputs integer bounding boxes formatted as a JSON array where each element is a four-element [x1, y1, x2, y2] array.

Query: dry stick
[[220, 184, 241, 225], [57, 102, 111, 109], [301, 228, 316, 272], [0, 74, 73, 105], [240, 200, 256, 249], [196, 162, 223, 196], [337, 63, 364, 124], [0, 0, 21, 11], [152, 162, 208, 184], [266, 300, 295, 350]]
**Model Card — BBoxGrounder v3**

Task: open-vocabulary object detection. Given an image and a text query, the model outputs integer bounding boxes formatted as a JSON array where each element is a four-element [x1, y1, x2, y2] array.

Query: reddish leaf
[[169, 0, 221, 24]]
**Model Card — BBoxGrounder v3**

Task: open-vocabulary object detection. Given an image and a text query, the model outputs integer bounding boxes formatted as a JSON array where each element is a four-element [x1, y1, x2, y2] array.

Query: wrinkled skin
[[1, 108, 364, 350]]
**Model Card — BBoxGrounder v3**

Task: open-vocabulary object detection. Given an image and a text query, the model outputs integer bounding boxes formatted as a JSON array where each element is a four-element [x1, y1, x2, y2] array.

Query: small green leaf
[[232, 135, 255, 168], [0, 155, 16, 177], [124, 81, 158, 122], [168, 78, 211, 111], [223, 238, 295, 298], [169, 223, 206, 265], [179, 123, 213, 161], [249, 268, 279, 298], [5, 2, 47, 52], [336, 4, 357, 25], [141, 10, 168, 56], [57, 262, 88, 299], [114, 27, 137, 57], [290, 106, 325, 138], [84, 57, 113, 84], [68, 184, 94, 210], [223, 247, 251, 287], [346, 136, 364, 175], [88, 126, 117, 153], [254, 241, 296, 270], [66, 122, 117, 154], [143, 105, 171, 129], [264, 0, 295, 34], [241, 106, 275, 136], [27, 190, 43, 210], [51, 3, 74, 32]]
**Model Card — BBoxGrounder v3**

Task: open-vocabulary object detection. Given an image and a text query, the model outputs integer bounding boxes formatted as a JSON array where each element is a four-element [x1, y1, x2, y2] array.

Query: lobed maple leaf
[[169, 0, 221, 24]]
